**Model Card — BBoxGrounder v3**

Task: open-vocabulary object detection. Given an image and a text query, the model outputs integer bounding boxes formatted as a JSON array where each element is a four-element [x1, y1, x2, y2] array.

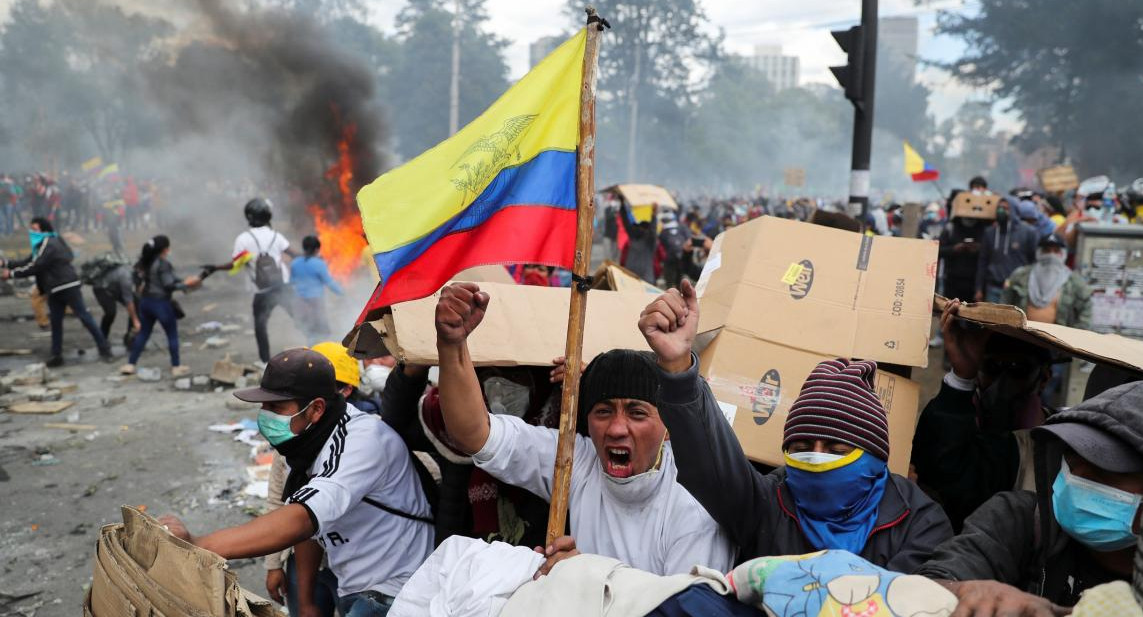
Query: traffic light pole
[[848, 0, 877, 219]]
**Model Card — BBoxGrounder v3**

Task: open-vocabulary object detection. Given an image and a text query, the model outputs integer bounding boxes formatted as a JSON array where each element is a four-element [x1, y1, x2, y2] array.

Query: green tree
[[935, 0, 1143, 178], [566, 0, 721, 185], [389, 0, 510, 160], [0, 0, 171, 168]]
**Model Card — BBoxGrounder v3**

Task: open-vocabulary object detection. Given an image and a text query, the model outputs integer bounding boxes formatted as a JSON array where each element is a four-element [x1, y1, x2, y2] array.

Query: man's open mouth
[[604, 447, 633, 478]]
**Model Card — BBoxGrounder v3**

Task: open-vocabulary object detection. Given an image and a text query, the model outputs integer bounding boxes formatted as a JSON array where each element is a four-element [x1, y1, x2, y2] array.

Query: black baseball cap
[[234, 348, 336, 403], [1039, 233, 1067, 249]]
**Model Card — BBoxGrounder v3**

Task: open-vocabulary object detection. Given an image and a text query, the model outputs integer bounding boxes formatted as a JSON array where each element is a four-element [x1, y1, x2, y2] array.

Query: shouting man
[[433, 282, 735, 576]]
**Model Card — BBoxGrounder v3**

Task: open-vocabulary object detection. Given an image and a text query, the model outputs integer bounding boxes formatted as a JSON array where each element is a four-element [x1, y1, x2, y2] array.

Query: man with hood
[[160, 348, 433, 616], [433, 282, 735, 577], [637, 281, 952, 574], [976, 197, 1038, 303], [917, 380, 1143, 615], [0, 217, 113, 366], [912, 299, 1055, 530]]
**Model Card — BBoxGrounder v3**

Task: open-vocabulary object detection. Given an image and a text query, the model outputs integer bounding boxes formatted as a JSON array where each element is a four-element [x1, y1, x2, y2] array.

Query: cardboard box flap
[[935, 295, 1143, 372], [591, 260, 664, 294], [359, 282, 655, 367], [455, 265, 516, 284], [603, 184, 679, 209], [697, 217, 937, 367]]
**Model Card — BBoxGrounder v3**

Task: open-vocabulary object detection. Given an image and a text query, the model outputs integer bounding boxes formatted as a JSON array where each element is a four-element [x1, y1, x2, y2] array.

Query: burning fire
[[308, 114, 370, 283]]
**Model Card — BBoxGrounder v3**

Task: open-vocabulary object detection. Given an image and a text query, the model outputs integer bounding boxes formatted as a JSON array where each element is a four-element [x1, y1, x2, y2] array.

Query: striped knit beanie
[[782, 358, 890, 461]]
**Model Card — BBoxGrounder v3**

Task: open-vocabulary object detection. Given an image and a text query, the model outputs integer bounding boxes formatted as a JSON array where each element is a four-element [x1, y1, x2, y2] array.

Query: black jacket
[[139, 258, 186, 300], [7, 236, 81, 295], [658, 357, 954, 573], [976, 220, 1038, 292], [911, 381, 1021, 531], [937, 219, 985, 282], [917, 382, 1143, 606]]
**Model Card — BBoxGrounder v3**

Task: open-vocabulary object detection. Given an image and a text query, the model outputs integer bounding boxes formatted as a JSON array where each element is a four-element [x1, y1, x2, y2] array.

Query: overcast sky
[[0, 0, 1010, 133]]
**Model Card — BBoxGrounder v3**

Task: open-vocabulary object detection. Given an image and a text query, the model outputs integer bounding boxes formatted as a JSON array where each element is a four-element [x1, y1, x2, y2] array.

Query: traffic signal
[[830, 25, 865, 106]]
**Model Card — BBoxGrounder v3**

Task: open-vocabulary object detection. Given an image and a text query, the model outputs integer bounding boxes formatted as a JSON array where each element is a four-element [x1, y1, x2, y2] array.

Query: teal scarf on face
[[29, 231, 56, 252]]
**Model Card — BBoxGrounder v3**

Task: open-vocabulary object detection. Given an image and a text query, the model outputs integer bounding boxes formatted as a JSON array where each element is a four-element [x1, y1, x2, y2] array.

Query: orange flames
[[308, 116, 369, 283]]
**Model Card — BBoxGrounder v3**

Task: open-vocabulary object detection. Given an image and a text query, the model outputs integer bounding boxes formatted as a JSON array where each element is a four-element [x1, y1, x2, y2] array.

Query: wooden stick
[[546, 7, 604, 545]]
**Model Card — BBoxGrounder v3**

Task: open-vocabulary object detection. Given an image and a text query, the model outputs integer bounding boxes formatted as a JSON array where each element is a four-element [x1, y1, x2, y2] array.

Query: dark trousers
[[93, 287, 125, 341], [129, 296, 180, 366], [47, 286, 109, 358], [284, 554, 339, 617], [253, 286, 293, 363]]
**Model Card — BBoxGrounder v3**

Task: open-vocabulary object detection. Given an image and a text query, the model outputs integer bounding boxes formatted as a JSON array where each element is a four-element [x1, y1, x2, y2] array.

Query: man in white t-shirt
[[215, 198, 297, 364], [433, 282, 735, 577], [161, 348, 433, 617]]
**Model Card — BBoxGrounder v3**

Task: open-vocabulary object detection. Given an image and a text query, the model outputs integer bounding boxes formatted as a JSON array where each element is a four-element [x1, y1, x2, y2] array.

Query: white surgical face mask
[[361, 364, 391, 394], [788, 451, 846, 465]]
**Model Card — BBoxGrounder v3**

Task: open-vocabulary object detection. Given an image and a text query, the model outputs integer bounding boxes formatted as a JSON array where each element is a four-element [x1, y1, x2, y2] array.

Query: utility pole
[[625, 39, 641, 180], [449, 0, 461, 136], [830, 0, 877, 218]]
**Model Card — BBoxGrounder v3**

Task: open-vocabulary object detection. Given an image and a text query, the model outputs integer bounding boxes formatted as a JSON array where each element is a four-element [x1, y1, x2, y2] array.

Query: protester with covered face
[[0, 217, 113, 366], [937, 190, 986, 306], [917, 380, 1143, 614], [1003, 234, 1091, 330], [433, 282, 735, 576], [912, 299, 1055, 530], [160, 348, 433, 617], [975, 197, 1038, 303], [639, 280, 952, 574]]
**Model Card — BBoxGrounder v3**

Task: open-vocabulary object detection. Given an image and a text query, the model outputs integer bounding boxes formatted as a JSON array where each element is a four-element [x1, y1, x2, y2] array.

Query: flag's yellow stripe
[[358, 29, 586, 253], [903, 141, 925, 175]]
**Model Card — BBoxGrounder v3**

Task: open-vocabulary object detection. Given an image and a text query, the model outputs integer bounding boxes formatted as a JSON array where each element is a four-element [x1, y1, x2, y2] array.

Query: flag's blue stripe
[[373, 149, 577, 284]]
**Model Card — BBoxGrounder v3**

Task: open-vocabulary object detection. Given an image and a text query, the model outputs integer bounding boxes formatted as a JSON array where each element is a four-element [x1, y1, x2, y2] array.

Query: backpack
[[247, 230, 284, 290], [80, 252, 129, 286]]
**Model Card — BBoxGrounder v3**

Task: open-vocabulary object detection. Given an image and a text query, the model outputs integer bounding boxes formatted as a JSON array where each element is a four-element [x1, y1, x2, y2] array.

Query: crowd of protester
[[8, 162, 1143, 615]]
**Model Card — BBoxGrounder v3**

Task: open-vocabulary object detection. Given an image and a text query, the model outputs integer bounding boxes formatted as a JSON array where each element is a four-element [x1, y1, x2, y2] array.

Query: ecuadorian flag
[[356, 29, 587, 313], [904, 141, 939, 182]]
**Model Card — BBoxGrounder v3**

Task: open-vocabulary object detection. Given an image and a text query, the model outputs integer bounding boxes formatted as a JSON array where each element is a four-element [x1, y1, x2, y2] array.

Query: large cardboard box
[[346, 282, 656, 366], [692, 217, 934, 473], [695, 216, 938, 367], [700, 332, 920, 474], [951, 191, 999, 220]]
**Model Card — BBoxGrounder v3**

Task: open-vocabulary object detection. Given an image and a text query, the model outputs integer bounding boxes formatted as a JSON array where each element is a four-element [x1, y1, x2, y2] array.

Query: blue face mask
[[784, 449, 889, 554], [257, 401, 313, 446], [1052, 460, 1141, 551], [29, 230, 55, 252]]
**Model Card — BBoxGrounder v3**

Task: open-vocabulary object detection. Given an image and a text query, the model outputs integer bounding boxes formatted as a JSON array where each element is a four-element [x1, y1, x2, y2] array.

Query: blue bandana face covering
[[28, 230, 55, 252], [1052, 459, 1142, 551], [784, 449, 889, 554]]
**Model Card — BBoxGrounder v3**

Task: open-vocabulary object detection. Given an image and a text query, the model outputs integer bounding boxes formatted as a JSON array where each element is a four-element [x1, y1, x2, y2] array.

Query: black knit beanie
[[576, 349, 660, 435]]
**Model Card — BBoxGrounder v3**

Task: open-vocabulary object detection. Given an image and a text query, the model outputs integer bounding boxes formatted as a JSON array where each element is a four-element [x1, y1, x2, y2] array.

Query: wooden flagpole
[[546, 6, 605, 545]]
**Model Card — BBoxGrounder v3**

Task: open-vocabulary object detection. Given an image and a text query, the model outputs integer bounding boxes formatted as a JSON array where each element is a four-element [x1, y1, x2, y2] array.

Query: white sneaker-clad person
[[161, 348, 432, 617], [433, 282, 735, 577]]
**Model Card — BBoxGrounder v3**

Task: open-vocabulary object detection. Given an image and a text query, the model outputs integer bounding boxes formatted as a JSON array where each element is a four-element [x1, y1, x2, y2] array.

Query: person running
[[121, 235, 200, 377], [291, 236, 343, 346], [213, 198, 296, 367], [0, 217, 112, 366]]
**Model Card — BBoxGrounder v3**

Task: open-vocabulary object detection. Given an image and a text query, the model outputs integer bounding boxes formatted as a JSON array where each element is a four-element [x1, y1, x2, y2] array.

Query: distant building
[[529, 36, 563, 68], [879, 16, 919, 81], [746, 44, 800, 91]]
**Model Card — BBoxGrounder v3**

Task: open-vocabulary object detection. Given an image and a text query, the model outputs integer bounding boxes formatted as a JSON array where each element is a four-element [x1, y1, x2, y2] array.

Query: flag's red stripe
[[357, 205, 577, 322], [911, 170, 939, 182]]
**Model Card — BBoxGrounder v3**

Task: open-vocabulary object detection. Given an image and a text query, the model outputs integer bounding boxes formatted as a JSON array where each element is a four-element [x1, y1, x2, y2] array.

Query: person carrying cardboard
[[637, 280, 953, 574], [912, 299, 1055, 531], [917, 381, 1143, 615], [433, 282, 735, 577], [160, 348, 433, 617]]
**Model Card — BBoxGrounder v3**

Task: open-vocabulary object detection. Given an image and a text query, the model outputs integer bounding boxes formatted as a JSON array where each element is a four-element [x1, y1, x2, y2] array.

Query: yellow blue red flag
[[356, 29, 587, 314], [904, 141, 939, 182]]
